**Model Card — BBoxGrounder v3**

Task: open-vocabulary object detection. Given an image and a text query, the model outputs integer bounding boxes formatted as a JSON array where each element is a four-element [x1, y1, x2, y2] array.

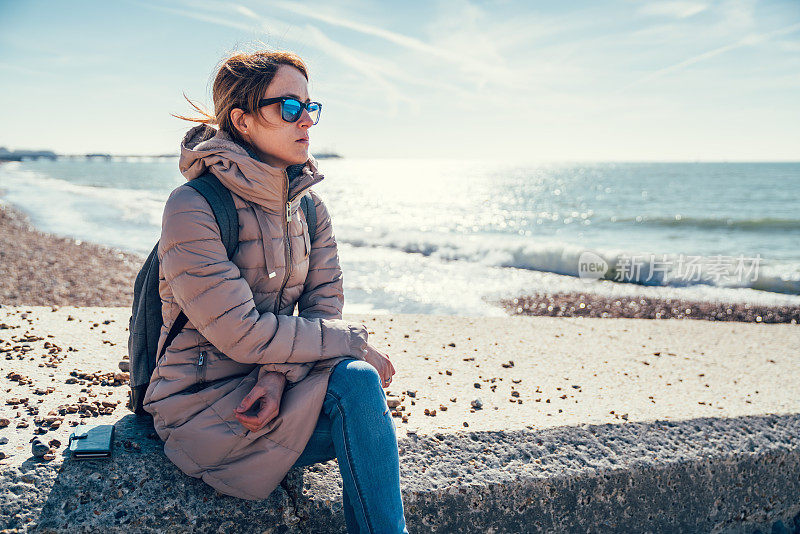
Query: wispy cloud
[[618, 21, 800, 92], [140, 1, 414, 114], [0, 62, 54, 78], [639, 1, 708, 19], [228, 5, 410, 114], [300, 24, 412, 116], [264, 0, 517, 84], [135, 2, 256, 32]]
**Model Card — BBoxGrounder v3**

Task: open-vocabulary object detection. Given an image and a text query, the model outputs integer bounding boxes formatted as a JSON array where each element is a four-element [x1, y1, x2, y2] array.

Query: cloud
[[299, 24, 412, 116], [618, 21, 800, 92], [135, 2, 256, 32], [639, 1, 708, 19], [0, 62, 54, 78], [266, 1, 509, 79]]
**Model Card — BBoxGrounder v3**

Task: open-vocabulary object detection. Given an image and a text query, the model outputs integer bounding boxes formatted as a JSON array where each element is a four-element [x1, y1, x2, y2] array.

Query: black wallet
[[68, 423, 115, 459]]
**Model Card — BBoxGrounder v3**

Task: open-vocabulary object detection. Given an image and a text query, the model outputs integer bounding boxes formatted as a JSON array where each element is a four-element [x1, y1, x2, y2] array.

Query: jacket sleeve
[[158, 184, 369, 368], [257, 361, 313, 384], [297, 190, 345, 320]]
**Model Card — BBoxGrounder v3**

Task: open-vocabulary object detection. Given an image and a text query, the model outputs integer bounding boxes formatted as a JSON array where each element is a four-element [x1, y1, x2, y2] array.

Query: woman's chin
[[292, 146, 309, 162]]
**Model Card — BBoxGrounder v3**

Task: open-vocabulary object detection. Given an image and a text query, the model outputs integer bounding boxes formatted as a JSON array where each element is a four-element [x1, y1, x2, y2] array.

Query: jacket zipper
[[274, 170, 292, 315], [197, 351, 207, 384], [274, 169, 316, 315]]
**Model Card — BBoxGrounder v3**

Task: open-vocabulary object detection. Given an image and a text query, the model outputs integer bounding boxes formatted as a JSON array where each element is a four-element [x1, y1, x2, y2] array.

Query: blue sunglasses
[[257, 96, 322, 124]]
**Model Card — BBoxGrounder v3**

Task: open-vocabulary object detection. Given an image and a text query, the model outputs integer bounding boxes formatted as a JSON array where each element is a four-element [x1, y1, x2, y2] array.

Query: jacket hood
[[178, 123, 324, 213]]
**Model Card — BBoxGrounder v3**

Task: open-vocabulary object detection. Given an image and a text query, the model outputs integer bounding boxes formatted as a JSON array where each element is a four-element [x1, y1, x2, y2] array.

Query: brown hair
[[173, 49, 309, 143]]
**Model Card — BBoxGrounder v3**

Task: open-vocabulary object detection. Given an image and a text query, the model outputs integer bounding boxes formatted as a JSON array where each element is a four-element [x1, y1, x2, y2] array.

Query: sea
[[1, 158, 799, 316]]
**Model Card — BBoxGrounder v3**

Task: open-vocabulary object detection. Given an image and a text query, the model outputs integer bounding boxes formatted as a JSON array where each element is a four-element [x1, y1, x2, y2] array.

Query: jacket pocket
[[207, 369, 261, 438], [298, 209, 311, 259], [196, 350, 208, 384], [302, 225, 311, 258]]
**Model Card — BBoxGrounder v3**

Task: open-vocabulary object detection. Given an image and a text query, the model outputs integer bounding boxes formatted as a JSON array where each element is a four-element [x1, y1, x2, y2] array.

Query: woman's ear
[[230, 107, 250, 138]]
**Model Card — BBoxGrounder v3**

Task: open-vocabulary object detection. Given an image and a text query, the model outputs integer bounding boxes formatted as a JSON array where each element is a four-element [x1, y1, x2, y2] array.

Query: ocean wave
[[0, 163, 166, 253], [337, 230, 800, 296], [608, 215, 800, 231], [0, 164, 167, 227]]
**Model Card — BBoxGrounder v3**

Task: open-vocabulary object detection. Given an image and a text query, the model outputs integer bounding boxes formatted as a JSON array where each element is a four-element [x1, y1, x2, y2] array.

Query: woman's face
[[231, 65, 314, 169]]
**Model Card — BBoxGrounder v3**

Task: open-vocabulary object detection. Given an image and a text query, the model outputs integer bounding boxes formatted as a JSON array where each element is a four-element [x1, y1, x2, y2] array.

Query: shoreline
[[1, 198, 798, 322]]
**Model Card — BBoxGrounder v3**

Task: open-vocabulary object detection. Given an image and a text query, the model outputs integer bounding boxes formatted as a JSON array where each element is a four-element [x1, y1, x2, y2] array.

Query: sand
[[1, 305, 797, 471]]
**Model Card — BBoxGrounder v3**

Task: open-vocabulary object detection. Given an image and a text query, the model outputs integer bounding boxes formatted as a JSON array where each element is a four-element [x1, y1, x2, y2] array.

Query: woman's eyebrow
[[283, 93, 311, 103]]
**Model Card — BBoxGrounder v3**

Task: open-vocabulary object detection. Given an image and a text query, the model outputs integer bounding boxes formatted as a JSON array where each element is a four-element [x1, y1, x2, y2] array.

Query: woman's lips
[[296, 139, 309, 144]]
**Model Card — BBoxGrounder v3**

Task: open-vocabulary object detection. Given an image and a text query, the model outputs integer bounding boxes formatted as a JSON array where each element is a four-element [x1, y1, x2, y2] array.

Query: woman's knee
[[329, 359, 383, 397]]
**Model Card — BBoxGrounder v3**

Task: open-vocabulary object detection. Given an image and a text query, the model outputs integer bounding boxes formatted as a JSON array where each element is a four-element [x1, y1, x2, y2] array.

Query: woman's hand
[[362, 343, 396, 388], [234, 370, 287, 432]]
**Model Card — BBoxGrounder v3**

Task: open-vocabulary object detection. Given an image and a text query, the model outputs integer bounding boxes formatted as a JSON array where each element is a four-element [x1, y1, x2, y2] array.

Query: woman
[[142, 49, 409, 533]]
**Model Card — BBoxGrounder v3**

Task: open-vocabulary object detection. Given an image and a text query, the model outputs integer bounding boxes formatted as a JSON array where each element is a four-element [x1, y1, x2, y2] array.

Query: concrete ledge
[[21, 412, 800, 533]]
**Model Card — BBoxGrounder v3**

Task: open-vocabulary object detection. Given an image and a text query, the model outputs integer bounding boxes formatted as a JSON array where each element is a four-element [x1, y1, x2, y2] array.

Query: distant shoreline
[[0, 151, 343, 162]]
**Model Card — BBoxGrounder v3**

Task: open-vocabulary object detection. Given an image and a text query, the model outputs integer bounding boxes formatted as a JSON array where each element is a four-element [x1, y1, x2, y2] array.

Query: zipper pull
[[286, 202, 292, 222], [198, 351, 205, 367]]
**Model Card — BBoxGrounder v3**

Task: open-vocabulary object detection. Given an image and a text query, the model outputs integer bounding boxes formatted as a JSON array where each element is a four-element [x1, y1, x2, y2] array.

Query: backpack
[[125, 172, 317, 416]]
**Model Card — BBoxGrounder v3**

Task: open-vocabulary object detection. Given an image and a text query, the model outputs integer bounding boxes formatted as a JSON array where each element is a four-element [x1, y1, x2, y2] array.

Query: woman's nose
[[298, 109, 314, 127]]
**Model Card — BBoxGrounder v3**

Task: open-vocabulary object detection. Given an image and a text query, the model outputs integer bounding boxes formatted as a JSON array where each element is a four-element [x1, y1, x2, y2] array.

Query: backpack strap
[[159, 173, 239, 359], [300, 193, 317, 243], [185, 172, 240, 259]]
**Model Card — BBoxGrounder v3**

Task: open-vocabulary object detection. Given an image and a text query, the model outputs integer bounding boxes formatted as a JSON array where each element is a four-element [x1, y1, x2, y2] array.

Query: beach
[[1, 189, 799, 531]]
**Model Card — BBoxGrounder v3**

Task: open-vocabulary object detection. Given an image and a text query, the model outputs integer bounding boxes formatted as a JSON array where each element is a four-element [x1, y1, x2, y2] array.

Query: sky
[[0, 0, 799, 161]]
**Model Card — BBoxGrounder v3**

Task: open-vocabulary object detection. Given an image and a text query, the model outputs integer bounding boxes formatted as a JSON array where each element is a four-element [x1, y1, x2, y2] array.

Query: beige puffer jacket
[[143, 124, 370, 500]]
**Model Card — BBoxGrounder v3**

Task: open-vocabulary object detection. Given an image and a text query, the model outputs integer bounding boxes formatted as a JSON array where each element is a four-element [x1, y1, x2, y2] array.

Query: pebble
[[502, 292, 800, 324], [471, 398, 483, 410], [31, 437, 50, 458]]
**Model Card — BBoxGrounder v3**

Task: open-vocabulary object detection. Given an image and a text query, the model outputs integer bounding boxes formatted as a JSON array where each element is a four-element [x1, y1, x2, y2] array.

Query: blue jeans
[[291, 358, 409, 534]]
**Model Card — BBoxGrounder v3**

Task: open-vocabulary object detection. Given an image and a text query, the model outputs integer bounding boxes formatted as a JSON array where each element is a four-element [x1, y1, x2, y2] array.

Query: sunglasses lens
[[281, 99, 303, 122], [307, 103, 321, 124]]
